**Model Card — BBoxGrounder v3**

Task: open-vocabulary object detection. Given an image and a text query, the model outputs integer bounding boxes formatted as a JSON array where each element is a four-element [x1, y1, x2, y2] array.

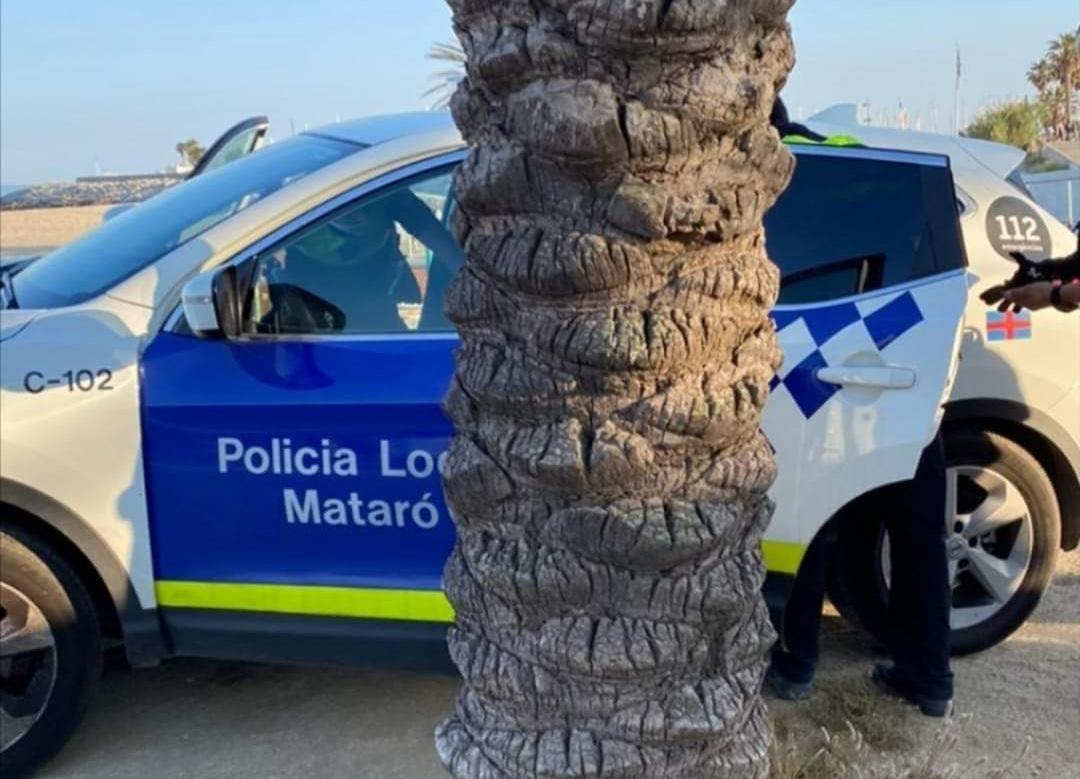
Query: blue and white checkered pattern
[[769, 291, 925, 419]]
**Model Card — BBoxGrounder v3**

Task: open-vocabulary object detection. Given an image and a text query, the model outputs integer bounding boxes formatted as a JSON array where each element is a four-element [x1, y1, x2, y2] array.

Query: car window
[[12, 135, 356, 310], [197, 126, 265, 176], [1005, 152, 1076, 228], [765, 153, 967, 305], [243, 167, 462, 336]]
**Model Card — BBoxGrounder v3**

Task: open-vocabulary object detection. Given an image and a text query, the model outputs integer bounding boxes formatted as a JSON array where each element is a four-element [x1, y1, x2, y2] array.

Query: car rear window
[[766, 151, 967, 305]]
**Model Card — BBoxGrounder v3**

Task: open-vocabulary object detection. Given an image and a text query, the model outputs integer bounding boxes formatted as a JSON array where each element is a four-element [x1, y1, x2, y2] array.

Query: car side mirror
[[181, 265, 245, 339]]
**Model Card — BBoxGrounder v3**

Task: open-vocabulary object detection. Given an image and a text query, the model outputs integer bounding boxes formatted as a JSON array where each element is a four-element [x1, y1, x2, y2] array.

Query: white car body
[[0, 111, 1075, 667], [807, 107, 1079, 532]]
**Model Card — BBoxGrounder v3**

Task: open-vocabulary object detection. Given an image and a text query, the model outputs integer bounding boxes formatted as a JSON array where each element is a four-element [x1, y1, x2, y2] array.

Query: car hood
[[0, 309, 40, 341], [0, 254, 42, 271]]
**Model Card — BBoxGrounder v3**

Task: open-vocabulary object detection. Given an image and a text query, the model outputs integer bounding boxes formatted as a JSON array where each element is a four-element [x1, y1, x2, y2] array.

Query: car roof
[[111, 110, 994, 310], [807, 104, 1026, 181], [303, 108, 952, 172], [304, 111, 462, 149]]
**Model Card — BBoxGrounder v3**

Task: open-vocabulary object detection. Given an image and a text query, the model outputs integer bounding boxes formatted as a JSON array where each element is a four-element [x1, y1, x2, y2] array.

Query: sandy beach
[[0, 205, 109, 257]]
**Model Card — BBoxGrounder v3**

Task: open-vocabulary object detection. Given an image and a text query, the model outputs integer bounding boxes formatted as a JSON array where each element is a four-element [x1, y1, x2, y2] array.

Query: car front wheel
[[830, 428, 1061, 655], [1, 523, 102, 778]]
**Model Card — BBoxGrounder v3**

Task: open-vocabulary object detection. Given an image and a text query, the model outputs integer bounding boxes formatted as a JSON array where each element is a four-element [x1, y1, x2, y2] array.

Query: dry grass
[[768, 687, 1031, 779], [806, 677, 915, 753], [768, 719, 1030, 779]]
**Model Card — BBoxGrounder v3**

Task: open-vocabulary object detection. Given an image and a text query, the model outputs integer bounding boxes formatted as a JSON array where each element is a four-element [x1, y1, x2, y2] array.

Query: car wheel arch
[[820, 425, 1063, 654], [812, 400, 1077, 619], [0, 478, 166, 666], [943, 399, 1079, 551]]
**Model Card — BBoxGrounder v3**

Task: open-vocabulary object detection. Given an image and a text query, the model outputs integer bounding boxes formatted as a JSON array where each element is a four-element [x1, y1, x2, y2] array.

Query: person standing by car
[[866, 432, 954, 716], [766, 430, 955, 717], [763, 101, 956, 719], [771, 236, 1077, 717]]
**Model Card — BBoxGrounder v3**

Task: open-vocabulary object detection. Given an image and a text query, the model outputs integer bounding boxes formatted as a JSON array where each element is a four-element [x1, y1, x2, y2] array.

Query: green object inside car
[[784, 134, 865, 148]]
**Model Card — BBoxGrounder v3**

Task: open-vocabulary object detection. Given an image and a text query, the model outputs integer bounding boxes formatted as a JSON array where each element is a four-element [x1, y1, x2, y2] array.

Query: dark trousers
[[772, 432, 955, 700]]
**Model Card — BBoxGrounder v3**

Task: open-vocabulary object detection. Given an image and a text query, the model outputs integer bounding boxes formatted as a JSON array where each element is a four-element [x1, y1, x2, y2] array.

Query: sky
[[1, 0, 1076, 184]]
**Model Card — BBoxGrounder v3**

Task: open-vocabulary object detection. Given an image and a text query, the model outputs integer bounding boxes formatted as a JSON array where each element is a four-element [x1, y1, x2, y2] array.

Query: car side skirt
[[160, 608, 457, 673], [160, 573, 797, 673]]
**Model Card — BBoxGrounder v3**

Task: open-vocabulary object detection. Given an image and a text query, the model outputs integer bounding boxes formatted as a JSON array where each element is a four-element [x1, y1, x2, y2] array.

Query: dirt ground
[[769, 550, 1080, 778], [0, 205, 109, 257], [37, 551, 1079, 779]]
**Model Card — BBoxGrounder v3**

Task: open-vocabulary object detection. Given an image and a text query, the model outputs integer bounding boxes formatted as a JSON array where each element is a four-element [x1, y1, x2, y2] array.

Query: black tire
[[828, 428, 1060, 656], [0, 523, 102, 778]]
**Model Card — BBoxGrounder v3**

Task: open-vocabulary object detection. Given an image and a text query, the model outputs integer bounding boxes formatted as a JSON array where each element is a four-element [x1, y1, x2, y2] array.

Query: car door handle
[[816, 366, 916, 390]]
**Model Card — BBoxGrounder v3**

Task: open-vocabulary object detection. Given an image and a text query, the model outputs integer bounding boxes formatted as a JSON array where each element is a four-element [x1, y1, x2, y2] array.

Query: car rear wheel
[[829, 429, 1060, 655], [1, 523, 102, 778]]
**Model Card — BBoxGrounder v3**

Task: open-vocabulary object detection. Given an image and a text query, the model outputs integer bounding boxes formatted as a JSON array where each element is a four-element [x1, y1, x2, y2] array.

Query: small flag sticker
[[986, 310, 1032, 342]]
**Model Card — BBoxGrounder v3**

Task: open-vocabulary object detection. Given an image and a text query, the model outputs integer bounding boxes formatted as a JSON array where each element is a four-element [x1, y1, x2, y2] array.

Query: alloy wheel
[[0, 582, 58, 752], [881, 464, 1034, 631]]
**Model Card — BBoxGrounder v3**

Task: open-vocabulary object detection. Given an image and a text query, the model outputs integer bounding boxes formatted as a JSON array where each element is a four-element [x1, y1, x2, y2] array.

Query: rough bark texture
[[437, 2, 797, 777]]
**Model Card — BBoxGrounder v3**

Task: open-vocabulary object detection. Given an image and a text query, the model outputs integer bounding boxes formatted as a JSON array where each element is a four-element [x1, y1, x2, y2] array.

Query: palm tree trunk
[[437, 2, 797, 777]]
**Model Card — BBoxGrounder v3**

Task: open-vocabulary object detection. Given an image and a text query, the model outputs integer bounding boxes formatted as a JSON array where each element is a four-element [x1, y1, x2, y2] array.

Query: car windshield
[[9, 134, 358, 309]]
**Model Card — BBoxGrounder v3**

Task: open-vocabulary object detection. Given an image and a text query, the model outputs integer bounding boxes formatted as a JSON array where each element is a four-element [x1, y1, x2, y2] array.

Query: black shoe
[[764, 667, 812, 701], [871, 664, 953, 718]]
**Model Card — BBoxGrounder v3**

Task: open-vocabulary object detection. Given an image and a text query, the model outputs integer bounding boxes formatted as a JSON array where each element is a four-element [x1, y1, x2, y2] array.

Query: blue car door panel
[[141, 144, 968, 624], [142, 161, 463, 622], [142, 332, 457, 592]]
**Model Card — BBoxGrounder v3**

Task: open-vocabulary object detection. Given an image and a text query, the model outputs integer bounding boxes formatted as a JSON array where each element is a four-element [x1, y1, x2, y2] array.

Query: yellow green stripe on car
[[155, 580, 457, 623], [761, 540, 805, 576], [156, 541, 806, 621]]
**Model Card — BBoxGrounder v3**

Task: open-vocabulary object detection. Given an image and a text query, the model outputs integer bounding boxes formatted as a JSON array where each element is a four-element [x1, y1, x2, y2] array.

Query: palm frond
[[422, 76, 464, 99], [428, 42, 467, 64], [425, 41, 467, 110]]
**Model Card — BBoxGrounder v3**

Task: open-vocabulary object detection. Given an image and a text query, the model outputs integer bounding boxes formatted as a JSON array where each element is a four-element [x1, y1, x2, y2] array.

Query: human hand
[[1001, 282, 1055, 313], [980, 253, 1047, 307]]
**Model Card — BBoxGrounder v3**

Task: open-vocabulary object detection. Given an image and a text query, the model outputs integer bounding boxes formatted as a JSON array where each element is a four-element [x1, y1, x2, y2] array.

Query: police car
[[0, 111, 1076, 776]]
